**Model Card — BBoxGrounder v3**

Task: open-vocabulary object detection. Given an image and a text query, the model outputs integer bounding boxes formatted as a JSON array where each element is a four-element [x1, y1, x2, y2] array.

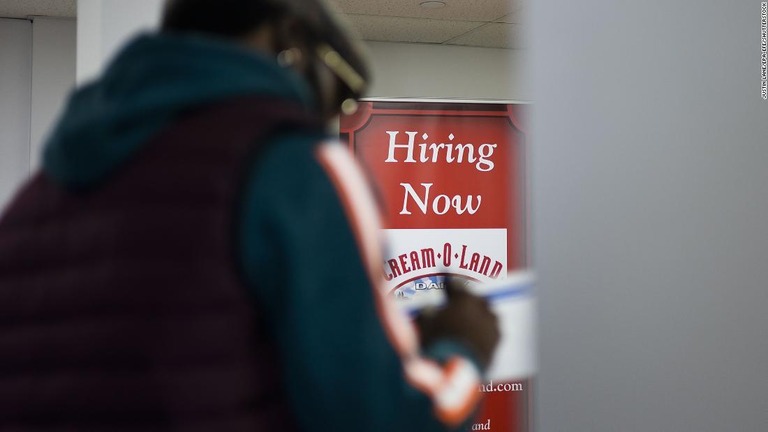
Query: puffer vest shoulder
[[0, 96, 319, 431]]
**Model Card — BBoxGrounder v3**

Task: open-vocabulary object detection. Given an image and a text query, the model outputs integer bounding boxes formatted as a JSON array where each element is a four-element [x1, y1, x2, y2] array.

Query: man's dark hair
[[161, 0, 286, 38], [161, 0, 371, 103]]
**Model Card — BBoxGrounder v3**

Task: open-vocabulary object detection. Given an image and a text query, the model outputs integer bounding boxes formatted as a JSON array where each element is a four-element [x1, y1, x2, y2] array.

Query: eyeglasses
[[315, 43, 366, 114]]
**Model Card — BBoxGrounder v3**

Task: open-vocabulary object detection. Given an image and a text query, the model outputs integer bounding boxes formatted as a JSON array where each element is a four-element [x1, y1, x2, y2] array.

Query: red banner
[[341, 100, 531, 432]]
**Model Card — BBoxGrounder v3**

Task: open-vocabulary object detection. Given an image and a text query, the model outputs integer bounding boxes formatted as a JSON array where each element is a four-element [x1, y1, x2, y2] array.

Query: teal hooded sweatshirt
[[41, 33, 482, 432]]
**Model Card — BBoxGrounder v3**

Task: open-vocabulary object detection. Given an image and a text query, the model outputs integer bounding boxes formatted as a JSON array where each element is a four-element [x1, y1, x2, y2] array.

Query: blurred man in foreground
[[0, 0, 499, 430]]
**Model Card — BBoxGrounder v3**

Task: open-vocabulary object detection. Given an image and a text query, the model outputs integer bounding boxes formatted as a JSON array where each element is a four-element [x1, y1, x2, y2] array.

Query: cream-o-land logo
[[382, 228, 507, 309]]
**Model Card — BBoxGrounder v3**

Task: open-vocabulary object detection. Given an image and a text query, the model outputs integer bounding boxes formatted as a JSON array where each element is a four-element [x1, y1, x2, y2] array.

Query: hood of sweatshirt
[[42, 32, 313, 190]]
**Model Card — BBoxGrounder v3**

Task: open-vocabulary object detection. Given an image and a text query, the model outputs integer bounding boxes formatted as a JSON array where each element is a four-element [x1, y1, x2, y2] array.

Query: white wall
[[73, 1, 524, 100], [0, 19, 32, 209], [2, 4, 525, 212], [366, 41, 529, 101], [77, 0, 163, 84], [31, 17, 76, 170]]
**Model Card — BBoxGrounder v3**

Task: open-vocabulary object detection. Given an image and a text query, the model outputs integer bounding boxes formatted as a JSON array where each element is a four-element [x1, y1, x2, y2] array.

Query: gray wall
[[0, 17, 75, 210], [0, 18, 32, 209], [532, 1, 768, 431], [366, 41, 529, 101], [31, 17, 76, 170]]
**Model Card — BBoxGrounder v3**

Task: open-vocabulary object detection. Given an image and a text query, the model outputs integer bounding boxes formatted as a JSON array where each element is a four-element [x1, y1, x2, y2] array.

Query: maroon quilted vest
[[0, 96, 319, 431]]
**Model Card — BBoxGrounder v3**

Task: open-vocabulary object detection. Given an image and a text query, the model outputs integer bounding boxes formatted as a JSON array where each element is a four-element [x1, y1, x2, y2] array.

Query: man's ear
[[241, 24, 279, 58]]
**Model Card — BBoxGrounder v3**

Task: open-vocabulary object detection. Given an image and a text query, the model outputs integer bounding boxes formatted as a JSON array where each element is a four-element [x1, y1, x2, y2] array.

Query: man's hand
[[414, 276, 501, 371]]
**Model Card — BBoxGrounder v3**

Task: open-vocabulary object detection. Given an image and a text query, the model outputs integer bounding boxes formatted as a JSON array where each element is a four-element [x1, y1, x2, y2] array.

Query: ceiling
[[0, 0, 525, 49]]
